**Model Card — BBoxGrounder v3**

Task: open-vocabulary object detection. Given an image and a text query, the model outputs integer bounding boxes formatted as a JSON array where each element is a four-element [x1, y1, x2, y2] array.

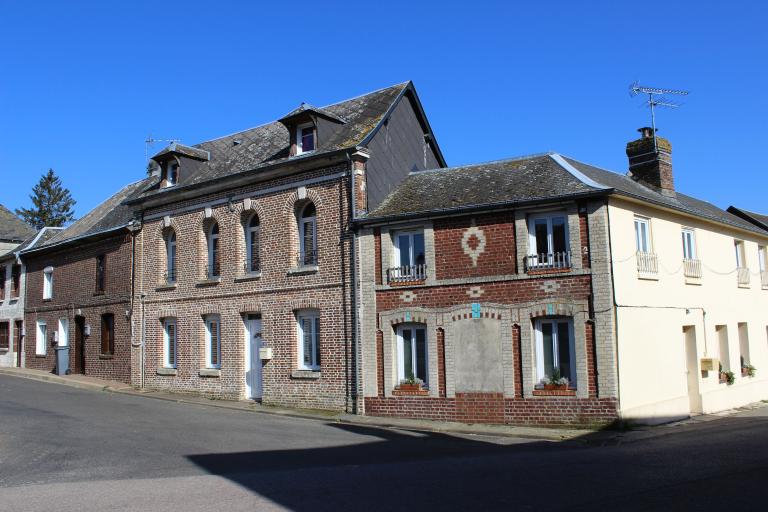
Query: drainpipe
[[127, 218, 141, 388], [346, 150, 362, 414]]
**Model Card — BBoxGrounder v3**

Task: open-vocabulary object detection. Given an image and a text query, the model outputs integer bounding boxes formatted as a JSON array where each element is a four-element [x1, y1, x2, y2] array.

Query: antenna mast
[[145, 134, 181, 162], [629, 82, 690, 152]]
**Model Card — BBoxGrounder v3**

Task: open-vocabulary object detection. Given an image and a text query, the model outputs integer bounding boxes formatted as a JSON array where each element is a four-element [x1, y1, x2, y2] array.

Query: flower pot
[[543, 384, 568, 391]]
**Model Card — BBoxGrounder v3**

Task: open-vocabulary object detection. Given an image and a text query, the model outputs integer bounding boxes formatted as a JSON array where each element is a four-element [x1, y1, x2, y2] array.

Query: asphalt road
[[1, 375, 767, 511]]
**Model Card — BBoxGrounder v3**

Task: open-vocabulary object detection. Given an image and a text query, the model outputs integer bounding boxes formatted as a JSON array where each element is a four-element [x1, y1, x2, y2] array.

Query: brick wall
[[24, 232, 133, 383]]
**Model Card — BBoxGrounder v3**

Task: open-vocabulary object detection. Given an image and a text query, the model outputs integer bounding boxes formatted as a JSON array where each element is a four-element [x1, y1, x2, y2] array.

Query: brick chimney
[[626, 127, 675, 197]]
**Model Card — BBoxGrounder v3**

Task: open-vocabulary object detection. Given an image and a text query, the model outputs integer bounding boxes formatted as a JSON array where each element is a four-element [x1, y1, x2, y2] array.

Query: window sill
[[35, 354, 47, 358], [0, 348, 8, 353], [526, 267, 573, 276], [42, 298, 53, 302], [737, 283, 751, 289], [195, 277, 221, 287], [234, 272, 262, 282], [532, 389, 576, 397], [199, 368, 221, 378], [392, 385, 429, 396], [99, 354, 114, 360], [155, 283, 177, 291], [291, 370, 321, 380], [93, 291, 105, 297], [288, 265, 319, 275], [684, 277, 702, 285], [388, 279, 426, 287], [637, 272, 659, 281], [157, 367, 177, 376]]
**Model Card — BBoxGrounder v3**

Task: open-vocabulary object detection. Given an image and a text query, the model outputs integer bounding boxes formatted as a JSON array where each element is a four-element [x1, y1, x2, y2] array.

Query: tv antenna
[[145, 134, 181, 162], [629, 81, 689, 152]]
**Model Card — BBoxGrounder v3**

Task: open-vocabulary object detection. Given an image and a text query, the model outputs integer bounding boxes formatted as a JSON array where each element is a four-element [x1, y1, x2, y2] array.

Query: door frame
[[683, 325, 702, 415], [74, 316, 86, 374], [244, 314, 263, 400]]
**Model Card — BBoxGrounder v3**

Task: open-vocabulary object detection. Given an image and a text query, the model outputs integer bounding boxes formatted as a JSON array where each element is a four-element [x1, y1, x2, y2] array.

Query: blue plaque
[[471, 303, 481, 319]]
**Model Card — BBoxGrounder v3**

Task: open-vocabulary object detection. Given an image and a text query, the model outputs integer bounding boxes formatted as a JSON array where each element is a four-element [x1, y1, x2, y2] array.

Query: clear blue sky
[[1, 1, 765, 218]]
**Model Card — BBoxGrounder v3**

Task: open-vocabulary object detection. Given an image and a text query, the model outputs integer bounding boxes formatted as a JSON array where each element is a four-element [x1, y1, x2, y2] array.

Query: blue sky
[[1, 1, 765, 218]]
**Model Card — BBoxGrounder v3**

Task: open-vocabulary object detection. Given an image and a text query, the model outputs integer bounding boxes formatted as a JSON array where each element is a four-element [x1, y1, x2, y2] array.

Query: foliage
[[542, 368, 569, 387], [742, 364, 756, 378], [15, 169, 76, 230]]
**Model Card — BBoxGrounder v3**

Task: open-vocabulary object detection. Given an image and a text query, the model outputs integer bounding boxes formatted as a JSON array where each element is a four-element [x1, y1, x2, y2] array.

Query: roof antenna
[[629, 81, 690, 152], [145, 133, 181, 162]]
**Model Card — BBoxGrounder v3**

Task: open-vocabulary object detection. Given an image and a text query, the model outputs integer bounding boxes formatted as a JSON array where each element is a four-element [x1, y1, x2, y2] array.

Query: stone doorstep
[[0, 367, 594, 441]]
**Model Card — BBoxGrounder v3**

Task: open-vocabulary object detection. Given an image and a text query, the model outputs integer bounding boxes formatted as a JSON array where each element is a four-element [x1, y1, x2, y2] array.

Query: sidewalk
[[0, 366, 597, 441]]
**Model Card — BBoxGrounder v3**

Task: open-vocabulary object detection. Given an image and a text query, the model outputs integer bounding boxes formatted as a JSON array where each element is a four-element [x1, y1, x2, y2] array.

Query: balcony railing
[[387, 264, 427, 284], [761, 271, 768, 288], [636, 251, 658, 275], [683, 258, 702, 279], [525, 252, 572, 272], [297, 250, 318, 267], [737, 267, 750, 286], [163, 268, 177, 284]]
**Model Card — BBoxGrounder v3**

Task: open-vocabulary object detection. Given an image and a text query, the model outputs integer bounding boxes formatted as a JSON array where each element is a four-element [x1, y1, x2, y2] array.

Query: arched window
[[299, 203, 317, 266], [246, 214, 260, 273], [207, 223, 220, 278], [165, 231, 177, 283]]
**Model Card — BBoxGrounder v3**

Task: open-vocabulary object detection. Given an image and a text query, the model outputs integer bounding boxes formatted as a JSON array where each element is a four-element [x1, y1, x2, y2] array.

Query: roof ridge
[[191, 82, 410, 148]]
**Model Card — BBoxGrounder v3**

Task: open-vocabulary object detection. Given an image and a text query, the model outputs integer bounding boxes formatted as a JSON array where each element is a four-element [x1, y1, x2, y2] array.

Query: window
[[14, 320, 22, 355], [396, 324, 427, 385], [163, 318, 177, 368], [738, 323, 750, 375], [11, 264, 20, 298], [528, 213, 570, 269], [390, 230, 426, 282], [43, 267, 53, 299], [298, 203, 317, 266], [204, 315, 221, 369], [717, 325, 730, 372], [246, 214, 260, 273], [634, 217, 651, 253], [296, 123, 315, 155], [297, 311, 320, 370], [735, 240, 749, 285], [0, 322, 8, 350], [0, 266, 5, 299], [100, 314, 114, 355], [207, 223, 220, 278], [165, 231, 177, 283], [534, 318, 575, 387], [758, 246, 767, 288], [681, 228, 696, 260], [58, 318, 69, 347], [95, 254, 106, 293], [167, 163, 179, 186], [36, 321, 47, 356]]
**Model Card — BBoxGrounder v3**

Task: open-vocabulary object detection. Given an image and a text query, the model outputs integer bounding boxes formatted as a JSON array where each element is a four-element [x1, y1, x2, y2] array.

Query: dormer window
[[167, 163, 179, 187], [297, 123, 315, 155]]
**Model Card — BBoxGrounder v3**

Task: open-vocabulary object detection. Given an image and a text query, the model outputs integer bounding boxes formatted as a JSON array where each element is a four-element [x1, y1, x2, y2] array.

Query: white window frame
[[527, 211, 569, 256], [392, 230, 425, 268], [207, 223, 220, 277], [297, 310, 320, 370], [246, 214, 260, 273], [58, 318, 69, 347], [534, 318, 576, 386], [396, 323, 428, 385], [735, 240, 746, 268], [163, 318, 177, 369], [634, 216, 652, 253], [296, 122, 315, 155], [299, 205, 317, 265], [204, 315, 221, 369], [43, 267, 53, 299], [166, 231, 177, 281], [167, 163, 179, 186], [36, 320, 47, 356], [681, 228, 696, 260], [759, 245, 767, 273]]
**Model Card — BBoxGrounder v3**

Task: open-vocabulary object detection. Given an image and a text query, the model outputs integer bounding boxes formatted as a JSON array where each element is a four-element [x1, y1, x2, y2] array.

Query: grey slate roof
[[138, 82, 411, 199], [364, 152, 768, 238], [0, 204, 35, 242], [0, 227, 63, 262], [278, 103, 348, 124], [726, 206, 768, 232], [24, 177, 152, 253]]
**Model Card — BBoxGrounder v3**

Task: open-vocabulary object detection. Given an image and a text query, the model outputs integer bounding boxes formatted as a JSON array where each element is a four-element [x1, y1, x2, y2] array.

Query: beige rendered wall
[[608, 197, 768, 423]]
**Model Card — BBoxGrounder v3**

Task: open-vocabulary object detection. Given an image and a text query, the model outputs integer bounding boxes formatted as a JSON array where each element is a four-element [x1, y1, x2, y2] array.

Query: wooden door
[[15, 320, 22, 367], [74, 317, 86, 374]]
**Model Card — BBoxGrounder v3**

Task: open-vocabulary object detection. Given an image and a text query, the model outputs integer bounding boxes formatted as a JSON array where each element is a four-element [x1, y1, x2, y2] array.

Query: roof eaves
[[21, 225, 128, 256]]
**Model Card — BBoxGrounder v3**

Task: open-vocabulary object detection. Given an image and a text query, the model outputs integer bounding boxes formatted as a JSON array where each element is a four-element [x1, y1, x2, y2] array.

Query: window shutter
[[167, 322, 176, 366], [302, 317, 312, 366], [251, 228, 260, 271], [210, 321, 219, 366], [0, 323, 8, 350], [109, 316, 115, 354], [101, 316, 108, 354], [313, 317, 320, 367], [303, 221, 314, 258]]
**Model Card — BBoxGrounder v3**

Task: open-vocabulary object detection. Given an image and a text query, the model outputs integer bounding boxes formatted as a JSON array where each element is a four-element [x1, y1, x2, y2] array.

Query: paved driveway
[[1, 375, 767, 511]]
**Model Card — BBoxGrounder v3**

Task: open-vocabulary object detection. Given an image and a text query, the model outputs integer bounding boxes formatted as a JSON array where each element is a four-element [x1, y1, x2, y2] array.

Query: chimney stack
[[626, 127, 675, 197]]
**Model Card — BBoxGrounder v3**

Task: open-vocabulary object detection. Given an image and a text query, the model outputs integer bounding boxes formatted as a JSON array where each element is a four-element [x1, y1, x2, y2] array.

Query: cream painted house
[[565, 128, 768, 423]]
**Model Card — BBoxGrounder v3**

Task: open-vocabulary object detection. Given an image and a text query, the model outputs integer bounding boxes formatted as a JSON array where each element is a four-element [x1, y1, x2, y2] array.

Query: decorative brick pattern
[[433, 214, 516, 279]]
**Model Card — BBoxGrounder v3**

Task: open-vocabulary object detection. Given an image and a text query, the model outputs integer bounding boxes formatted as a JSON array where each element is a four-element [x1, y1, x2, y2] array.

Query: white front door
[[245, 316, 263, 400]]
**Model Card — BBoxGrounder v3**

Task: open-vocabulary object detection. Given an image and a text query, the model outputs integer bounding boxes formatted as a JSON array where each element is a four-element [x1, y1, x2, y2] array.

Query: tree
[[16, 169, 76, 230]]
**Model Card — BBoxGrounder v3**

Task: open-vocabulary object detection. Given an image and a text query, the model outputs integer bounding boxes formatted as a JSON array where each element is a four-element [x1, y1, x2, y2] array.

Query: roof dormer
[[150, 143, 210, 189], [278, 103, 347, 158]]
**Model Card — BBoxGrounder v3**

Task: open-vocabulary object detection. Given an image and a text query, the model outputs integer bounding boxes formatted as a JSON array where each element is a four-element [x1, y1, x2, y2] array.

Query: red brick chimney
[[626, 127, 675, 197]]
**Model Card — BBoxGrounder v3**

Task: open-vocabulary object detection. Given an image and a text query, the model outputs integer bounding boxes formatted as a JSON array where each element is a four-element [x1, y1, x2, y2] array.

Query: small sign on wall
[[471, 303, 481, 319]]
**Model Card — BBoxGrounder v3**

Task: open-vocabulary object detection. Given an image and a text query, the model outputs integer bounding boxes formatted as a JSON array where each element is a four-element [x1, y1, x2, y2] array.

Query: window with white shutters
[[297, 311, 320, 370], [205, 315, 221, 369], [163, 319, 177, 368]]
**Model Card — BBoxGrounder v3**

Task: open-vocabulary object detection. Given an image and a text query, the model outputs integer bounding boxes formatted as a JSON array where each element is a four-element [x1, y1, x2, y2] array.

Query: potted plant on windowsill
[[719, 363, 735, 385], [396, 376, 425, 393], [741, 364, 756, 378], [541, 369, 570, 391]]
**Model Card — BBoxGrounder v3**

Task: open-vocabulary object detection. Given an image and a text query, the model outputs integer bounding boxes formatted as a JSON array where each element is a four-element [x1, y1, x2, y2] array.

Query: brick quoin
[[512, 324, 523, 399]]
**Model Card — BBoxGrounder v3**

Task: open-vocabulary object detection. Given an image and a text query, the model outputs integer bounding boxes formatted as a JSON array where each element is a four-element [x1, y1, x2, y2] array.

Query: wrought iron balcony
[[297, 249, 318, 267], [683, 258, 702, 279], [737, 267, 750, 286], [387, 264, 427, 284], [636, 251, 659, 275], [525, 252, 572, 272]]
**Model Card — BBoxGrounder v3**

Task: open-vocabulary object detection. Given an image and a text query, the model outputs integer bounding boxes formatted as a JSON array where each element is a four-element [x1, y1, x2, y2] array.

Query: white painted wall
[[0, 257, 26, 367], [608, 197, 768, 423]]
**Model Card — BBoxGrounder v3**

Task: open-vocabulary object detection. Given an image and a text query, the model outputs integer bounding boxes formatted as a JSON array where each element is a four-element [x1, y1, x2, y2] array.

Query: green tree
[[16, 169, 76, 230]]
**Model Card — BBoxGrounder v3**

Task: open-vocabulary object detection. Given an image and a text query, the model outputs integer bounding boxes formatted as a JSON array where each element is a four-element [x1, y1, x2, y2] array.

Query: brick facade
[[24, 232, 134, 383]]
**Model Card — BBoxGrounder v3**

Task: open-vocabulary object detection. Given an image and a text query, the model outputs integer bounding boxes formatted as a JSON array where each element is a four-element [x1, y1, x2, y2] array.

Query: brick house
[[22, 180, 149, 382], [0, 205, 37, 367], [356, 128, 768, 426], [127, 82, 445, 411]]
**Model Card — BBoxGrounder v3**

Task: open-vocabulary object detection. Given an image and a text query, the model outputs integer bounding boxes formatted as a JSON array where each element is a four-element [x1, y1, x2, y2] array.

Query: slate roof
[[0, 227, 63, 261], [726, 206, 768, 232], [0, 204, 35, 242], [23, 177, 152, 253], [137, 82, 412, 199], [364, 152, 768, 238]]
